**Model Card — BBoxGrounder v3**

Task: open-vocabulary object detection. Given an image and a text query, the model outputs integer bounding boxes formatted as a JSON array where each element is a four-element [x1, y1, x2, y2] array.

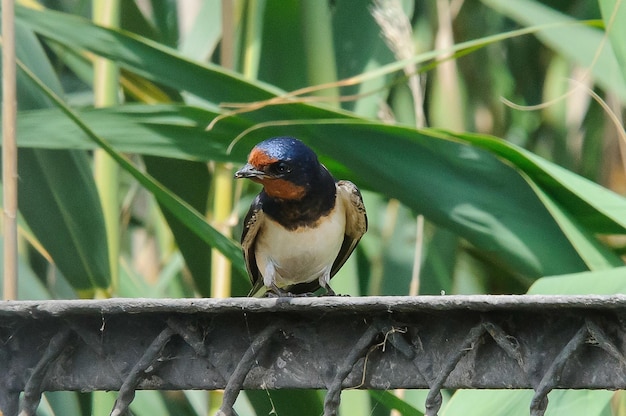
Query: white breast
[[255, 198, 346, 288]]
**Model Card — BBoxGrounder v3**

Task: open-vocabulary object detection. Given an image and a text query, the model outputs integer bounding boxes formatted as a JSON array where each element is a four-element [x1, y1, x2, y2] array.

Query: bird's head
[[235, 137, 323, 200]]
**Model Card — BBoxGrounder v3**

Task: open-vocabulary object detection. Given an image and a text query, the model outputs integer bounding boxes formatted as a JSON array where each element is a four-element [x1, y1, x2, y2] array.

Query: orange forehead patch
[[263, 178, 306, 200], [249, 148, 278, 168]]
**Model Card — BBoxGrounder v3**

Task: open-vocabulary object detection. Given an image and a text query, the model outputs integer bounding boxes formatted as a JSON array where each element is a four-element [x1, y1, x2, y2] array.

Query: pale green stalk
[[209, 1, 238, 413], [299, 0, 340, 107], [242, 0, 266, 79], [210, 0, 236, 302], [432, 0, 465, 131], [210, 163, 234, 299], [2, 0, 18, 300], [93, 0, 121, 296], [92, 0, 120, 413]]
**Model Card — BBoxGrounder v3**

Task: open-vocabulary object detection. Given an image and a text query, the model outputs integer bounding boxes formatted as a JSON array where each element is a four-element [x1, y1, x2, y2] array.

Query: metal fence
[[2, 295, 626, 416]]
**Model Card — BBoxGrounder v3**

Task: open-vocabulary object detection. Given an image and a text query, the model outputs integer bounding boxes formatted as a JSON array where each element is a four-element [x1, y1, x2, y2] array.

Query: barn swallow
[[235, 136, 368, 297]]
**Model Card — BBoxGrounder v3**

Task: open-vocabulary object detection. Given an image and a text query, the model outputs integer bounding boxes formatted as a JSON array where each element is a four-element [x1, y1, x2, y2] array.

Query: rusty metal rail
[[2, 295, 626, 416]]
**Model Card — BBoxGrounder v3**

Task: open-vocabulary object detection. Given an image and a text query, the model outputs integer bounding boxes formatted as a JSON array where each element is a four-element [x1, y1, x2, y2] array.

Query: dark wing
[[241, 193, 266, 296], [330, 180, 368, 277]]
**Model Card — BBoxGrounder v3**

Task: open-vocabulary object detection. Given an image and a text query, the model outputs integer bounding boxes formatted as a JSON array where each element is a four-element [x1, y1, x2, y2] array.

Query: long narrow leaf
[[529, 266, 626, 295], [523, 177, 622, 270], [14, 5, 626, 279], [15, 60, 246, 279], [482, 0, 626, 104], [10, 21, 111, 291], [16, 4, 594, 116], [448, 130, 626, 234], [16, 105, 625, 278], [599, 0, 626, 84], [15, 104, 249, 161]]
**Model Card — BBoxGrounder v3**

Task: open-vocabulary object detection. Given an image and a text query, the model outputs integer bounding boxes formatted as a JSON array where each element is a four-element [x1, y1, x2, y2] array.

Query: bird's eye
[[273, 162, 291, 174]]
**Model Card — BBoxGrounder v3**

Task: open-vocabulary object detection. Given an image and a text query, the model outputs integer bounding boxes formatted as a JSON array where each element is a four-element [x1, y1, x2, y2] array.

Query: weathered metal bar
[[2, 295, 626, 415]]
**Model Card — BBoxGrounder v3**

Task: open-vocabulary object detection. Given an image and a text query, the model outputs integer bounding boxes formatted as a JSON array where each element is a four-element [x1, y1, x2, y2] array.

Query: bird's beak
[[234, 163, 265, 179]]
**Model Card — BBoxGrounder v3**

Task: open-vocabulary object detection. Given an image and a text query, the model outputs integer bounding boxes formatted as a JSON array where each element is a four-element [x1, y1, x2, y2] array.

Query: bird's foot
[[321, 286, 349, 297], [264, 287, 290, 297], [265, 290, 317, 298], [264, 285, 315, 298]]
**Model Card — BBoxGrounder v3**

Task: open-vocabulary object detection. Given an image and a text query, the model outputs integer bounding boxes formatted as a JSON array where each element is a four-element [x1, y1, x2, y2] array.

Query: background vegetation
[[1, 0, 626, 415]]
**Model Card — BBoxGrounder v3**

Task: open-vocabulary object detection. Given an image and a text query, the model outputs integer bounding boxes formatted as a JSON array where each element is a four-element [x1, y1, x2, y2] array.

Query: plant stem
[[210, 0, 237, 301], [242, 0, 265, 80], [2, 0, 18, 300], [93, 0, 121, 295], [299, 0, 340, 108], [210, 163, 233, 299]]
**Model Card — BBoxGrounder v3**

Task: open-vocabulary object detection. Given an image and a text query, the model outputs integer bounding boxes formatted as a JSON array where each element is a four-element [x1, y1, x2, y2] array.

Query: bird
[[234, 136, 367, 297]]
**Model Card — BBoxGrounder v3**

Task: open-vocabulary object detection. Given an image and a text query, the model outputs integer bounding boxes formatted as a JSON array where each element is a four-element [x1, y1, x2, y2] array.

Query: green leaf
[[14, 105, 597, 278], [370, 390, 424, 416], [528, 266, 626, 295], [481, 0, 626, 105], [15, 3, 579, 118], [143, 156, 213, 296], [18, 149, 110, 289], [130, 392, 173, 416], [178, 0, 221, 60], [14, 4, 625, 281], [42, 392, 83, 416], [257, 0, 307, 92], [15, 104, 247, 161], [245, 390, 323, 416], [523, 178, 622, 270], [0, 234, 51, 300], [598, 0, 626, 84], [449, 130, 626, 235], [8, 21, 111, 291], [15, 4, 281, 106], [331, 0, 396, 117], [15, 58, 247, 282], [441, 390, 612, 416]]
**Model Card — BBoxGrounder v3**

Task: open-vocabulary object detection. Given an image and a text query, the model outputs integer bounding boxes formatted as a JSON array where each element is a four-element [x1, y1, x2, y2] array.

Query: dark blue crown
[[255, 137, 318, 165]]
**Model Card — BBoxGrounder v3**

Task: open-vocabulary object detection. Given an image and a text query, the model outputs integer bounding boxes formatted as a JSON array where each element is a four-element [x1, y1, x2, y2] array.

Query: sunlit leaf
[[482, 0, 626, 104], [9, 21, 110, 291], [598, 0, 626, 83], [442, 390, 612, 416], [529, 266, 626, 295]]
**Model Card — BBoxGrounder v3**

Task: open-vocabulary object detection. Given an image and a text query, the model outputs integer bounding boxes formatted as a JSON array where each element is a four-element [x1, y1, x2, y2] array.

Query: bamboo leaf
[[245, 390, 323, 416], [16, 105, 625, 279], [370, 390, 424, 416], [524, 178, 623, 270], [15, 4, 281, 105], [449, 130, 626, 234], [442, 390, 612, 416], [598, 0, 626, 83], [18, 149, 111, 290], [15, 104, 249, 161], [15, 59, 247, 281], [331, 0, 396, 117], [143, 156, 213, 296], [529, 266, 626, 295], [9, 21, 111, 291], [13, 3, 625, 282], [16, 4, 590, 116], [481, 0, 626, 104]]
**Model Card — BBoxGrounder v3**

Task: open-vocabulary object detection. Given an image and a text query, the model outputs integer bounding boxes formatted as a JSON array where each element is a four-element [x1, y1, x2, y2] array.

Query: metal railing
[[2, 295, 626, 416]]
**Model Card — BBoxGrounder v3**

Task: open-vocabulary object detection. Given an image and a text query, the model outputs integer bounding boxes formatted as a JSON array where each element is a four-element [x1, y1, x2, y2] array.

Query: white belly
[[255, 202, 346, 288]]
